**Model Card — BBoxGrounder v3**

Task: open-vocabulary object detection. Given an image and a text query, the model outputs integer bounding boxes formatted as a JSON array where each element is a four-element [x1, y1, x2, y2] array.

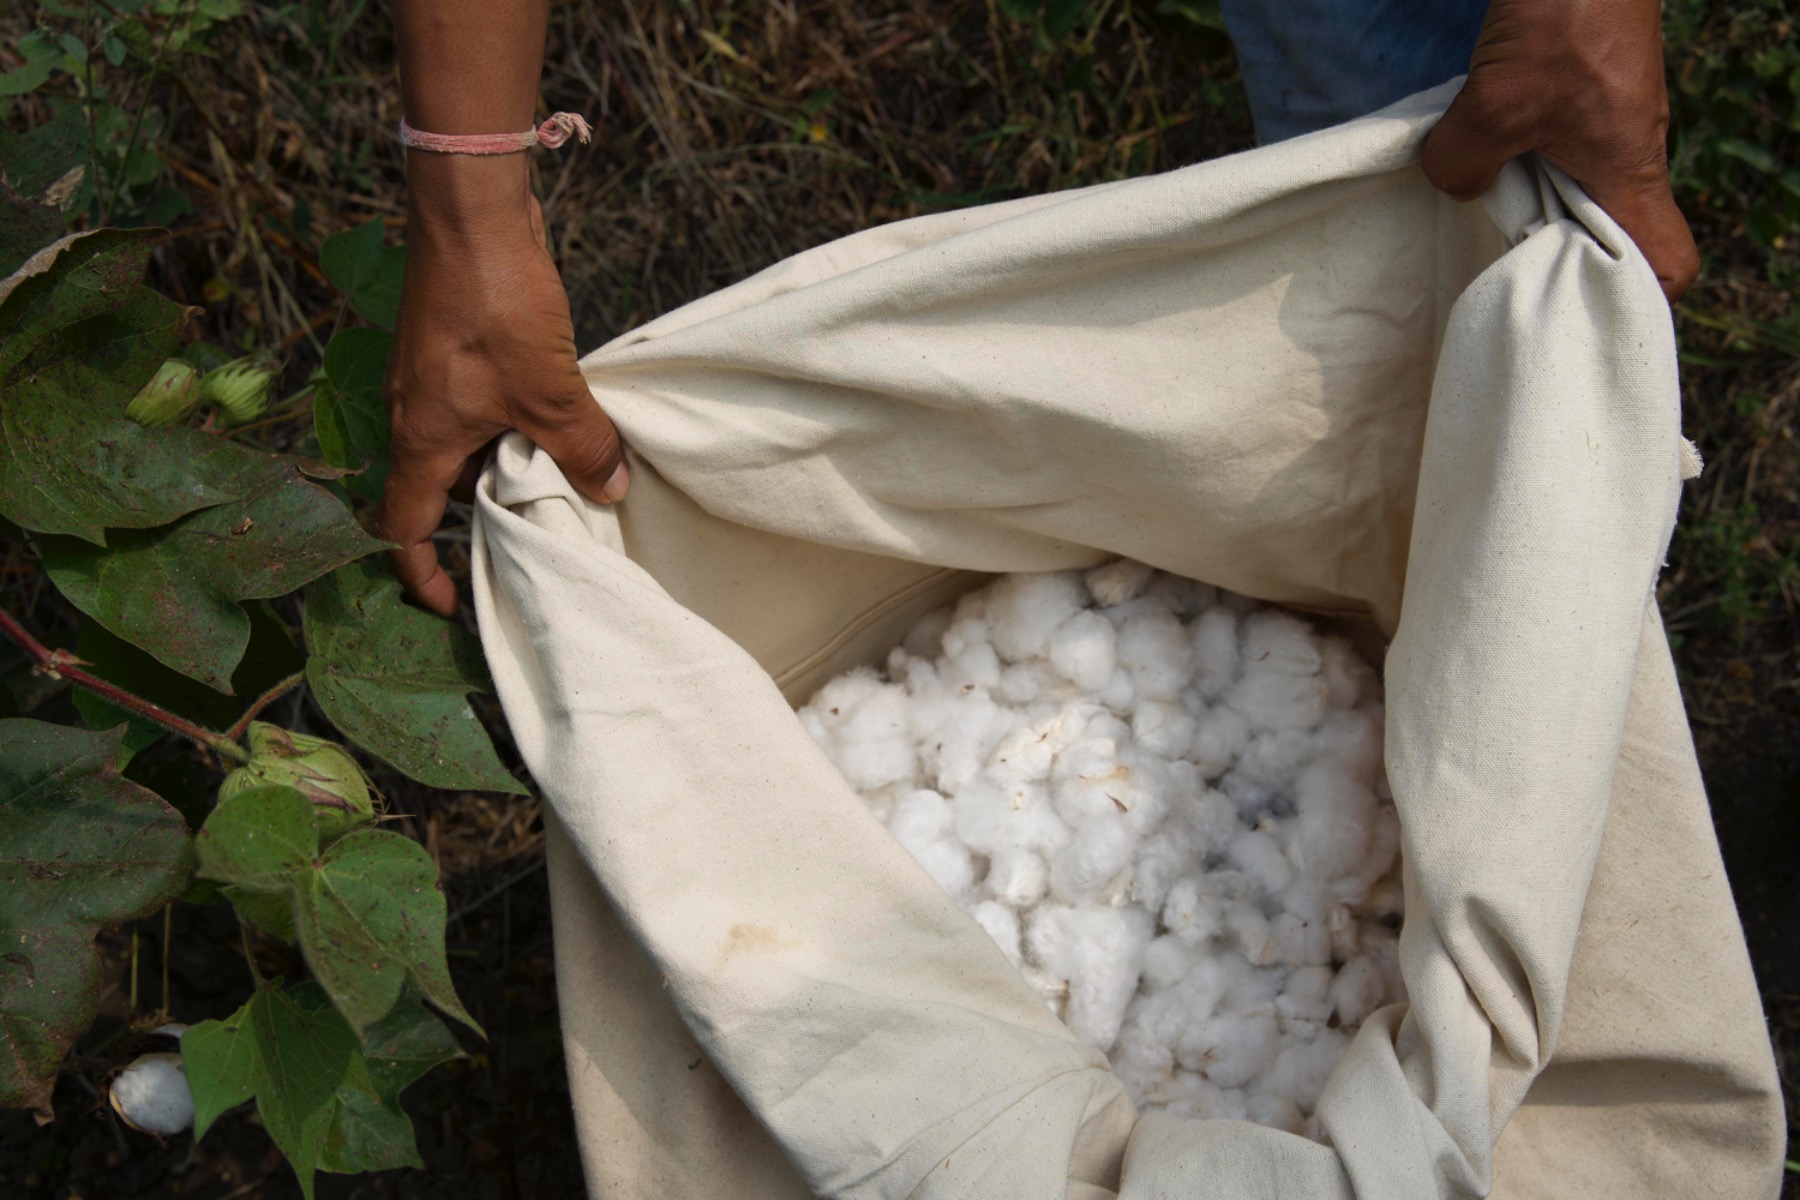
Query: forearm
[[395, 0, 550, 233]]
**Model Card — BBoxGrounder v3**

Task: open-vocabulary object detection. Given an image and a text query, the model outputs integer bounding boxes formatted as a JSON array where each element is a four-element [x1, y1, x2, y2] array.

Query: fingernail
[[601, 461, 631, 504]]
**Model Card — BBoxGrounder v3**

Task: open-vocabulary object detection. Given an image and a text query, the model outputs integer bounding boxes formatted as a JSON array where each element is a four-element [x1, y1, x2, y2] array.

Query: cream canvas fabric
[[470, 82, 1784, 1199]]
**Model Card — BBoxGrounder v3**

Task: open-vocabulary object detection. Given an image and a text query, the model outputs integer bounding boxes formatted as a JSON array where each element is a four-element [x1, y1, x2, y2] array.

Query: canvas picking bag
[[469, 83, 1784, 1199]]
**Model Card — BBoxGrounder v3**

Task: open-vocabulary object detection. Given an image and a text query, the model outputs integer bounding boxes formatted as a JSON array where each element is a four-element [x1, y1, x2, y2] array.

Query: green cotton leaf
[[198, 785, 479, 1038], [183, 981, 360, 1200], [357, 989, 463, 1105], [0, 720, 194, 1119], [0, 31, 63, 96], [71, 602, 302, 763], [304, 562, 524, 794], [0, 228, 260, 544], [313, 327, 392, 502], [294, 827, 481, 1036], [0, 183, 63, 278], [319, 220, 404, 331], [185, 981, 451, 1194], [0, 101, 90, 199], [221, 884, 297, 941], [40, 453, 386, 691], [194, 784, 317, 892]]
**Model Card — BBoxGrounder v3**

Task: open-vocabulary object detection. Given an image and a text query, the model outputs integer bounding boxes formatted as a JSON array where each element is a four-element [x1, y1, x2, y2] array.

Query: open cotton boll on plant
[[797, 562, 1405, 1136]]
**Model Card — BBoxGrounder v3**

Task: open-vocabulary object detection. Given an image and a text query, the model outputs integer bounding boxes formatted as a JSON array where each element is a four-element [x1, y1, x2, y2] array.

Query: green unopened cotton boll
[[125, 359, 201, 427], [201, 358, 277, 426], [219, 722, 379, 839]]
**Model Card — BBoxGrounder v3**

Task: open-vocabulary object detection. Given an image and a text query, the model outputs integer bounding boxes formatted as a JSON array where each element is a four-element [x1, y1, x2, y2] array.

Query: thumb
[[1421, 79, 1535, 202], [518, 382, 631, 505], [1576, 168, 1700, 302]]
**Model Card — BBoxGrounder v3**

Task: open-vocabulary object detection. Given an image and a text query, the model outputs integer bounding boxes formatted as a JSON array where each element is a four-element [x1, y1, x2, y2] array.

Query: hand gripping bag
[[470, 83, 1784, 1200]]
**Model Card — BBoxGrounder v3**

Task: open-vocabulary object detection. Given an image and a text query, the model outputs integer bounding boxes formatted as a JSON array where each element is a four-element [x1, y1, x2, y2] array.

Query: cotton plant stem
[[226, 671, 307, 741], [0, 608, 248, 763]]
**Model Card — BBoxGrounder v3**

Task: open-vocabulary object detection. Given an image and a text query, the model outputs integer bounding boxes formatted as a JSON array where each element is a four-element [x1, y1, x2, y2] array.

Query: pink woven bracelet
[[398, 112, 594, 155]]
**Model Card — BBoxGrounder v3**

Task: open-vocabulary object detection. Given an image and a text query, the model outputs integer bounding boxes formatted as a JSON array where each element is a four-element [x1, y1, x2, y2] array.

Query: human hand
[[1421, 0, 1699, 302], [379, 153, 628, 616]]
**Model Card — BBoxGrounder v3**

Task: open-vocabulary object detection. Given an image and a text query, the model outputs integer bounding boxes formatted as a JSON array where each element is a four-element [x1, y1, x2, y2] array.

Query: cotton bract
[[798, 563, 1405, 1135]]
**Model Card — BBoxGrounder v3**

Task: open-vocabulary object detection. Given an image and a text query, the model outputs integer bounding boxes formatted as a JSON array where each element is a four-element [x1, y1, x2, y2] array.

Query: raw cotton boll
[[1275, 965, 1335, 1024], [972, 900, 1024, 967], [1240, 610, 1324, 677], [1244, 1092, 1304, 1136], [1099, 667, 1138, 711], [1141, 934, 1201, 992], [1049, 813, 1138, 903], [1117, 610, 1193, 701], [1131, 825, 1196, 913], [1235, 728, 1314, 789], [945, 637, 1002, 691], [1330, 954, 1386, 1027], [1319, 636, 1377, 708], [1048, 610, 1118, 692], [1272, 911, 1332, 968], [800, 562, 1405, 1132], [1146, 573, 1213, 618], [1190, 607, 1241, 700], [1230, 667, 1328, 732], [1291, 763, 1377, 879], [1177, 1010, 1279, 1088], [914, 837, 976, 900], [1179, 788, 1242, 856], [1226, 828, 1294, 896], [1309, 707, 1385, 777], [1130, 701, 1196, 760], [109, 1052, 194, 1135], [1188, 705, 1250, 779], [1111, 1019, 1177, 1098], [1085, 559, 1155, 606], [1328, 904, 1360, 961], [1050, 737, 1131, 825], [1230, 906, 1281, 966], [860, 780, 915, 826], [1255, 1028, 1349, 1112], [1026, 904, 1153, 1049], [986, 571, 1089, 663], [1352, 804, 1402, 894], [919, 693, 1007, 793], [954, 779, 1066, 857], [1161, 876, 1226, 946], [986, 847, 1050, 907], [832, 684, 918, 790], [889, 789, 953, 856], [903, 607, 953, 659]]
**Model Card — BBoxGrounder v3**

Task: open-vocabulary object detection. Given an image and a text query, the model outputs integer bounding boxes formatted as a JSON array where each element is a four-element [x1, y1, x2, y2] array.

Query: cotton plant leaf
[[194, 784, 317, 892], [0, 228, 253, 543], [40, 453, 385, 691], [312, 327, 392, 502], [0, 720, 194, 1119], [197, 787, 479, 1037], [318, 219, 404, 331], [304, 562, 524, 794], [183, 982, 358, 1200], [293, 827, 481, 1036], [185, 981, 455, 1194], [71, 602, 303, 763], [0, 184, 63, 278]]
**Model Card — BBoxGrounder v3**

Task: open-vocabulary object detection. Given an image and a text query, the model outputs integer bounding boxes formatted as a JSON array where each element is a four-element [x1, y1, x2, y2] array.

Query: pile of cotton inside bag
[[797, 561, 1404, 1136]]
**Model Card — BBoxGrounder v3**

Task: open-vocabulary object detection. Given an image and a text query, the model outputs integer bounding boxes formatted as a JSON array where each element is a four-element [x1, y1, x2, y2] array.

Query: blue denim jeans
[[1219, 0, 1488, 143]]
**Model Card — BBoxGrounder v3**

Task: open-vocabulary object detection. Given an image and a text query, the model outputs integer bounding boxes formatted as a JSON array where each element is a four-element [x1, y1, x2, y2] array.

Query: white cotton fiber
[[796, 561, 1406, 1135]]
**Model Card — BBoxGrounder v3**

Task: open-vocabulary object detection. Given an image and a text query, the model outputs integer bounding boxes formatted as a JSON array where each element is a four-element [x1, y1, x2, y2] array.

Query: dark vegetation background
[[1, 0, 1794, 1195]]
